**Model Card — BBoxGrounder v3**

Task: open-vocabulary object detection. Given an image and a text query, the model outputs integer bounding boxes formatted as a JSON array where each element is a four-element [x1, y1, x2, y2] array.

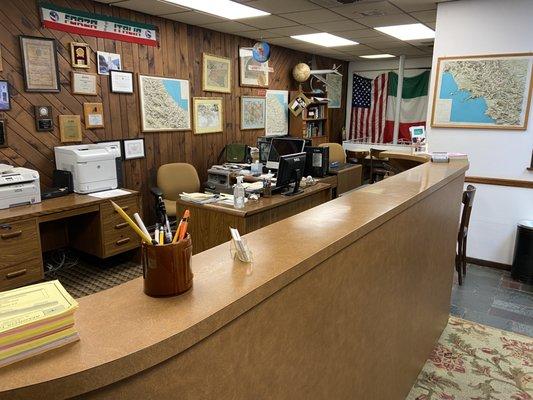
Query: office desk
[[176, 182, 332, 253], [328, 163, 362, 195], [0, 190, 141, 290]]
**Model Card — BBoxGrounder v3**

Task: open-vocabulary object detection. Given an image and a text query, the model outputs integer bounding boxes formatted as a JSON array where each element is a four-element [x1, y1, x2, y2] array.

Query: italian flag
[[383, 71, 430, 143]]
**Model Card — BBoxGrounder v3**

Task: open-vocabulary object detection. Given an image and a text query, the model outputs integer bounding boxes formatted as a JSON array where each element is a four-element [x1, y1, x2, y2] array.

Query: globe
[[292, 63, 311, 83]]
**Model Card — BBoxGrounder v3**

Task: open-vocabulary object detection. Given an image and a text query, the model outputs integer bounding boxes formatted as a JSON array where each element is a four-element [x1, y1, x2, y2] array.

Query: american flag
[[349, 73, 388, 142]]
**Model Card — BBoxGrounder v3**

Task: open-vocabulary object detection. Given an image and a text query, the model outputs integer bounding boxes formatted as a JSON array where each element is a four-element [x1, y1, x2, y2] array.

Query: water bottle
[[234, 176, 245, 209]]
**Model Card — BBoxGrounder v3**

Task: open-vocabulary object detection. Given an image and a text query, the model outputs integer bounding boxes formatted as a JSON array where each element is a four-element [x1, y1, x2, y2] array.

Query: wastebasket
[[511, 220, 533, 284]]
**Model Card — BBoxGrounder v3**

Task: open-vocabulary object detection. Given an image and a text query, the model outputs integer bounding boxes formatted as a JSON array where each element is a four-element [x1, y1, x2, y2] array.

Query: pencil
[[110, 201, 152, 244]]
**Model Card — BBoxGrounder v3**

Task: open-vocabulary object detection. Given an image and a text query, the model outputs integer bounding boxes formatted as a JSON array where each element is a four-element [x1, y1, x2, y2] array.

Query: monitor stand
[[282, 169, 303, 196]]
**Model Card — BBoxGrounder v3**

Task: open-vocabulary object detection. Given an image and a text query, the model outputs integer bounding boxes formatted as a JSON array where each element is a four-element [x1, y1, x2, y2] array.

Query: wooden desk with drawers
[[0, 190, 141, 291]]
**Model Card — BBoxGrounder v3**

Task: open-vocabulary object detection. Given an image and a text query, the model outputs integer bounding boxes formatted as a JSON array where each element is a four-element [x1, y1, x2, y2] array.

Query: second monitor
[[275, 152, 306, 196], [266, 137, 306, 170]]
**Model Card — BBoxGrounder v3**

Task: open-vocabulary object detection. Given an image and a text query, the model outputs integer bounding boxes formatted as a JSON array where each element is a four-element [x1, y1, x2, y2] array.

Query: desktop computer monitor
[[276, 152, 306, 196], [266, 137, 306, 170]]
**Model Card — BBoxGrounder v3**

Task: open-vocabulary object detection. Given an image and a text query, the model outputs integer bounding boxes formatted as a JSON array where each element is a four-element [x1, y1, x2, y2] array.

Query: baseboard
[[466, 257, 511, 271]]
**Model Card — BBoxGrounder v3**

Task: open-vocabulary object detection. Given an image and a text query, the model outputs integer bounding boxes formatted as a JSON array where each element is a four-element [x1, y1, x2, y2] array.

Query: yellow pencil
[[110, 201, 152, 244], [159, 231, 164, 245]]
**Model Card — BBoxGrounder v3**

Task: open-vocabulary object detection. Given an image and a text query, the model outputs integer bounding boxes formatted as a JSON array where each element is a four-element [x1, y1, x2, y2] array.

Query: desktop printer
[[0, 164, 41, 209], [54, 144, 120, 194]]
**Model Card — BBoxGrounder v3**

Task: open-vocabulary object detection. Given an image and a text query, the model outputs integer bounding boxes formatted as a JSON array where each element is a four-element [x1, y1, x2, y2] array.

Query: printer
[[0, 164, 41, 209], [54, 144, 120, 194]]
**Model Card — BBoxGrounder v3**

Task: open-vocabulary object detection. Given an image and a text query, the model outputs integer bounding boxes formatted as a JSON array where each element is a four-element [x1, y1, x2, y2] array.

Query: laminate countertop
[[0, 160, 469, 399]]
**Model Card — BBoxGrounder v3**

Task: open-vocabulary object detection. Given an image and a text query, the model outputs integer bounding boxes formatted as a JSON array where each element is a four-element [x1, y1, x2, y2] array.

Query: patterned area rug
[[407, 316, 533, 400]]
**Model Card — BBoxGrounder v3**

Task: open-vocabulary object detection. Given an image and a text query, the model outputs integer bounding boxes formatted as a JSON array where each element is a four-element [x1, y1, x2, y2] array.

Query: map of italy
[[439, 59, 529, 125]]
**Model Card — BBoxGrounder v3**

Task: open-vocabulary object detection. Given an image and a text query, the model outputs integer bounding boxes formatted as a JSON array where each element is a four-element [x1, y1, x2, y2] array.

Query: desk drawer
[[100, 196, 140, 222], [0, 258, 43, 291], [0, 219, 41, 268], [103, 228, 140, 257]]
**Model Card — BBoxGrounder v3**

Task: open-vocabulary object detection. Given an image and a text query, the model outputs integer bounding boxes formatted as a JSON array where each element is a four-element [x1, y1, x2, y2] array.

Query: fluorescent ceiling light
[[291, 33, 358, 47], [360, 54, 395, 59], [163, 0, 270, 20], [374, 23, 435, 40]]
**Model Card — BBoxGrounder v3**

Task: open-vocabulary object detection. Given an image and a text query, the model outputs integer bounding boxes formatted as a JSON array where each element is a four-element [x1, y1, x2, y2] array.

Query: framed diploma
[[70, 42, 90, 69], [71, 72, 98, 96], [19, 36, 60, 92], [59, 115, 82, 143], [83, 102, 104, 129], [109, 70, 134, 94]]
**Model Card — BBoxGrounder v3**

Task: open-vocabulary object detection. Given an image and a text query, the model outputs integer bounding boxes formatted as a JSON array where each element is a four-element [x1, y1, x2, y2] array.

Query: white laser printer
[[0, 164, 41, 210], [54, 144, 120, 194]]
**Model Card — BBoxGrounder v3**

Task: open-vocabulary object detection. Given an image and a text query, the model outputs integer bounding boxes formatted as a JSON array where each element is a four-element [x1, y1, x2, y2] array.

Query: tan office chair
[[157, 163, 200, 217], [318, 142, 346, 164]]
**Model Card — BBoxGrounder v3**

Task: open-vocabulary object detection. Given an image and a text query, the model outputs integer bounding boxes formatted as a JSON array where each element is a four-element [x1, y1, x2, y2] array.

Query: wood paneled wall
[[0, 0, 348, 221]]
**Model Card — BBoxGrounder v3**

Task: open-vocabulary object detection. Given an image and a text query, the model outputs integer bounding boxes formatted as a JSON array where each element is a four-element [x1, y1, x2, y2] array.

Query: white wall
[[427, 0, 533, 264]]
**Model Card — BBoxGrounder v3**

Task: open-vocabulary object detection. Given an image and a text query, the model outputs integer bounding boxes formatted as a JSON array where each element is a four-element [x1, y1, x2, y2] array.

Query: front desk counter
[[0, 160, 469, 400]]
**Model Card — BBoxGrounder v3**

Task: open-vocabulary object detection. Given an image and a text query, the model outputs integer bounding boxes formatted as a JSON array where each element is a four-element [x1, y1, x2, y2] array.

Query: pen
[[110, 201, 153, 244], [178, 209, 190, 241], [134, 213, 150, 239], [172, 209, 190, 243]]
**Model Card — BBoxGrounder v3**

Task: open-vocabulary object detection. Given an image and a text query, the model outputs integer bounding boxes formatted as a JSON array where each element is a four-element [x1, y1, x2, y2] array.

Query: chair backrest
[[157, 163, 200, 201], [460, 184, 476, 231], [318, 142, 346, 163]]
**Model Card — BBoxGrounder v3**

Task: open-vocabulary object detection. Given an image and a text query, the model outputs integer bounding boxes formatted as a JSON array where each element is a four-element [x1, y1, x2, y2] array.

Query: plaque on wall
[[59, 115, 82, 143], [19, 36, 61, 93], [83, 102, 104, 129], [34, 106, 53, 132], [71, 72, 98, 96], [70, 42, 90, 69]]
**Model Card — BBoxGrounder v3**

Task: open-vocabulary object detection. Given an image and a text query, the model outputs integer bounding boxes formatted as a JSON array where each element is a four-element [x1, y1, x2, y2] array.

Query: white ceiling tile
[[201, 21, 255, 33], [238, 30, 284, 40], [238, 15, 297, 29], [358, 35, 404, 45], [281, 9, 346, 24], [163, 11, 224, 25], [425, 22, 436, 30], [309, 19, 366, 32], [268, 26, 320, 36], [329, 1, 404, 18], [380, 46, 429, 56], [410, 10, 437, 23], [245, 0, 321, 13], [388, 0, 437, 12], [338, 45, 377, 55], [359, 13, 418, 27], [334, 29, 388, 40], [112, 0, 188, 15]]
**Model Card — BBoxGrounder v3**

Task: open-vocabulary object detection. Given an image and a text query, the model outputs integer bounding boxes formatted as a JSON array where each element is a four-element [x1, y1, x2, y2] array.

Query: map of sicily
[[432, 54, 533, 130]]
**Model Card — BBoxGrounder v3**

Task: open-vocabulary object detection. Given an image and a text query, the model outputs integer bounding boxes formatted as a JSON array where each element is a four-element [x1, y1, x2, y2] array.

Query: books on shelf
[[0, 280, 79, 368]]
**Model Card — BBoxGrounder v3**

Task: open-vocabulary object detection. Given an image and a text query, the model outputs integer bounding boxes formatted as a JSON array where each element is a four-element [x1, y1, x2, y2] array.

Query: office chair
[[318, 142, 346, 164], [156, 163, 200, 217], [455, 184, 476, 285]]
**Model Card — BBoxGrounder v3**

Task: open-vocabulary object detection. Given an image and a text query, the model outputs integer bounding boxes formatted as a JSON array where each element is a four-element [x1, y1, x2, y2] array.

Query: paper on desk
[[89, 189, 130, 198]]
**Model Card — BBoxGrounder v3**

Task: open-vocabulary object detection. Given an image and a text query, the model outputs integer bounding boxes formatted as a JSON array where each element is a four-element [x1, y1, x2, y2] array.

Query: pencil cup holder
[[142, 234, 193, 297]]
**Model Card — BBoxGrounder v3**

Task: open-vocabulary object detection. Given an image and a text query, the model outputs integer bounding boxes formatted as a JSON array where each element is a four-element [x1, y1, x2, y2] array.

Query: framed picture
[[59, 115, 82, 143], [0, 119, 7, 148], [288, 93, 311, 117], [202, 53, 231, 93], [71, 72, 98, 96], [0, 46, 3, 72], [0, 80, 11, 111], [19, 36, 60, 92], [265, 90, 289, 136], [431, 52, 533, 130], [97, 51, 121, 75], [239, 47, 269, 88], [193, 97, 223, 134], [138, 74, 191, 132], [70, 42, 90, 69], [123, 138, 145, 160], [83, 102, 104, 129], [109, 70, 134, 94], [240, 96, 265, 130], [326, 73, 342, 109]]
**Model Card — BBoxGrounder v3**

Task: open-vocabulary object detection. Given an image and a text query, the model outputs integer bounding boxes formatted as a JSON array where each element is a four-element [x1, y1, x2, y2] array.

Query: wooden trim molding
[[466, 257, 511, 271], [465, 176, 533, 189]]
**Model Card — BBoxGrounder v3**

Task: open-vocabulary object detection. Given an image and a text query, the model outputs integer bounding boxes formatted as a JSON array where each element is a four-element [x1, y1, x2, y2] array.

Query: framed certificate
[[109, 70, 134, 94], [123, 138, 145, 160], [83, 102, 104, 129], [71, 72, 98, 96], [59, 115, 82, 143], [19, 36, 60, 92]]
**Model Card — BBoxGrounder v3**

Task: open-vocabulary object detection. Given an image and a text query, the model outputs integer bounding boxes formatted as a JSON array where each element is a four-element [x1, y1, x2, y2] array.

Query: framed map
[[241, 96, 265, 130], [265, 90, 288, 136], [138, 75, 191, 132], [193, 97, 223, 134], [203, 53, 231, 93], [326, 73, 342, 109], [239, 47, 269, 88], [431, 53, 533, 130]]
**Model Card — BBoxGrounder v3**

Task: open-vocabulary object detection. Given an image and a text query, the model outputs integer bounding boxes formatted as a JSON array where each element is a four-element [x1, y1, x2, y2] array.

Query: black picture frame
[[122, 138, 145, 160], [0, 80, 11, 111], [0, 119, 7, 148], [109, 70, 134, 94], [19, 35, 61, 93]]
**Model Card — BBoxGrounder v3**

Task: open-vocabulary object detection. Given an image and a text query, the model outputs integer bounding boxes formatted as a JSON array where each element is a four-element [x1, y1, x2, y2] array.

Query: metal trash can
[[511, 220, 533, 284]]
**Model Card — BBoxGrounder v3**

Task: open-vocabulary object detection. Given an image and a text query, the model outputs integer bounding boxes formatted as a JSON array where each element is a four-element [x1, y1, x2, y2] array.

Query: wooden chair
[[455, 185, 476, 285]]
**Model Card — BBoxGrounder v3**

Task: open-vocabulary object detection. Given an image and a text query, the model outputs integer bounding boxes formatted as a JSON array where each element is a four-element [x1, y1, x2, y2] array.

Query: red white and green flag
[[39, 2, 158, 47]]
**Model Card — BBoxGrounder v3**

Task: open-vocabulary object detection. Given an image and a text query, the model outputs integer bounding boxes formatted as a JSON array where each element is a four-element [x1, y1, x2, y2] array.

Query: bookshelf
[[289, 91, 329, 146]]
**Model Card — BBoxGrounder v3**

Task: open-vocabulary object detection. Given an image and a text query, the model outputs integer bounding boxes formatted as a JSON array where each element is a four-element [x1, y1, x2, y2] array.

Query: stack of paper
[[0, 280, 79, 368]]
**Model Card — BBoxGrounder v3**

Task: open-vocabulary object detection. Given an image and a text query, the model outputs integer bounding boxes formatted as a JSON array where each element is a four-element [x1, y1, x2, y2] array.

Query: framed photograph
[[240, 96, 265, 130], [19, 36, 60, 92], [0, 80, 11, 111], [70, 42, 90, 69], [202, 53, 231, 93], [71, 72, 98, 96], [265, 90, 289, 136], [289, 93, 311, 117], [59, 115, 82, 143], [431, 52, 533, 130], [123, 138, 145, 160], [239, 47, 269, 88], [193, 97, 223, 134], [109, 70, 134, 94], [0, 119, 7, 148], [83, 102, 104, 129], [138, 74, 191, 132], [97, 51, 121, 75]]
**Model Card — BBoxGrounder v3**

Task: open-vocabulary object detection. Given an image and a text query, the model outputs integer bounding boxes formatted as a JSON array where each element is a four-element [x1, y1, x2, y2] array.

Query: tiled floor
[[450, 264, 533, 337]]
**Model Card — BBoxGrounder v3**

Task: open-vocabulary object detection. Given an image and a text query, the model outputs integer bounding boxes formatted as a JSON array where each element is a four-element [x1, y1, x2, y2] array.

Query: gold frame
[[202, 53, 231, 93], [431, 52, 533, 130], [83, 102, 104, 129], [59, 115, 82, 143], [70, 42, 90, 69], [239, 47, 269, 88], [193, 97, 223, 135], [71, 71, 98, 96], [240, 96, 265, 130]]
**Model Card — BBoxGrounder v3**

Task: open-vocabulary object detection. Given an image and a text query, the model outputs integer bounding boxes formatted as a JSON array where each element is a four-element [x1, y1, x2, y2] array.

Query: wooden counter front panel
[[84, 176, 464, 400]]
